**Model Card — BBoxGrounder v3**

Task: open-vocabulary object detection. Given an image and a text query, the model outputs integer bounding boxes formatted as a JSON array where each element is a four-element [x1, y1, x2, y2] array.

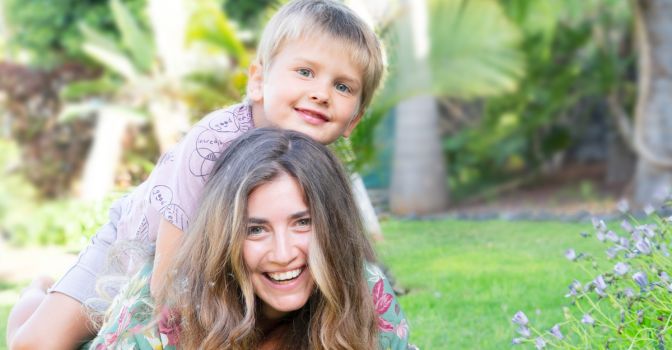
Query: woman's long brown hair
[[158, 128, 378, 349]]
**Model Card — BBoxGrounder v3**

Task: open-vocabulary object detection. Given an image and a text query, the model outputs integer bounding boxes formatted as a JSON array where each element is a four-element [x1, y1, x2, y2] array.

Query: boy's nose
[[309, 85, 330, 104]]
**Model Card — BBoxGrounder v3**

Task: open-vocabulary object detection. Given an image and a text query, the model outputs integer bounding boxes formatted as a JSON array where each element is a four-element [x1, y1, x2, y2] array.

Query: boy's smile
[[248, 36, 365, 144]]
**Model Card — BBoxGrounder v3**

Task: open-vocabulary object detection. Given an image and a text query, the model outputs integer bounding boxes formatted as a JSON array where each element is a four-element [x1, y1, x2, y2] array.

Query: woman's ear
[[247, 62, 264, 103]]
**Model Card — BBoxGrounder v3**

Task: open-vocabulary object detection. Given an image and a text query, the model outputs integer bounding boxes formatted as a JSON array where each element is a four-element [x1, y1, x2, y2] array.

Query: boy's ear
[[247, 62, 264, 103], [343, 110, 365, 138]]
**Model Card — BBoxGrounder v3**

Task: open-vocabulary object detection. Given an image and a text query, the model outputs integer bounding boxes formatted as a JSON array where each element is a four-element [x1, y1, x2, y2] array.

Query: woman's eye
[[247, 226, 264, 235], [297, 68, 312, 77], [297, 218, 311, 227], [335, 83, 351, 93]]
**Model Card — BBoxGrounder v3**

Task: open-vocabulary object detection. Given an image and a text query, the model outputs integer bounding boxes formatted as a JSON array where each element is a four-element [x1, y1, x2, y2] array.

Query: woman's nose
[[269, 232, 294, 264]]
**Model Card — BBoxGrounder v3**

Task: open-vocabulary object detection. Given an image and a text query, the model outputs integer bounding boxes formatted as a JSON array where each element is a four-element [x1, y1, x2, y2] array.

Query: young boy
[[7, 1, 408, 349]]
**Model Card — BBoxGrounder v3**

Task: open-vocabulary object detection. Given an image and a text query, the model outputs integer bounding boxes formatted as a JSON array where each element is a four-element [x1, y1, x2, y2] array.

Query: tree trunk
[[148, 98, 190, 152], [79, 109, 128, 200], [631, 0, 672, 205], [147, 0, 191, 153], [389, 0, 449, 215]]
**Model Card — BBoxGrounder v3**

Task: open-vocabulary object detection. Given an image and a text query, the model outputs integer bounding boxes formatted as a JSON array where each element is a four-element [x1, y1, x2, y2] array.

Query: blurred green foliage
[[444, 0, 634, 199], [352, 0, 525, 173], [223, 0, 282, 27], [2, 0, 145, 67], [0, 139, 113, 247]]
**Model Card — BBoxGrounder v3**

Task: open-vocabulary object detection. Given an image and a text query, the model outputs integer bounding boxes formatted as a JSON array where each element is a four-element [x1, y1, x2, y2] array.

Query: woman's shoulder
[[364, 262, 416, 350]]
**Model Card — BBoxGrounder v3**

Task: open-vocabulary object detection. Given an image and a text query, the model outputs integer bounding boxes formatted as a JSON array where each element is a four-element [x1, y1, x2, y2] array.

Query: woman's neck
[[257, 317, 288, 350]]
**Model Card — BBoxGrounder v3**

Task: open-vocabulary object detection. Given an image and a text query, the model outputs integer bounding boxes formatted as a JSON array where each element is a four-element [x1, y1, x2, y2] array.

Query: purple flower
[[623, 288, 635, 298], [581, 314, 595, 325], [512, 311, 529, 326], [592, 217, 607, 231], [517, 325, 531, 338], [618, 237, 630, 249], [644, 204, 656, 216], [594, 275, 607, 290], [617, 199, 630, 213], [661, 243, 670, 257], [635, 239, 652, 255], [614, 262, 629, 276], [565, 280, 582, 298], [549, 324, 563, 340], [659, 271, 670, 283], [596, 231, 606, 242], [606, 231, 620, 243], [606, 246, 622, 259], [633, 272, 648, 290], [512, 337, 525, 345], [621, 220, 634, 233], [565, 249, 577, 261], [535, 337, 546, 349]]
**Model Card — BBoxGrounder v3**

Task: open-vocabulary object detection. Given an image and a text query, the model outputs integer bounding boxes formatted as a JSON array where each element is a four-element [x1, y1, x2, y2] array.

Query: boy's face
[[248, 37, 365, 145]]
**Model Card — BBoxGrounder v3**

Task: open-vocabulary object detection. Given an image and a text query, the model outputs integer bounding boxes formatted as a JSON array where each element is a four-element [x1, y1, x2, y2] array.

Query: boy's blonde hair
[[256, 0, 385, 115]]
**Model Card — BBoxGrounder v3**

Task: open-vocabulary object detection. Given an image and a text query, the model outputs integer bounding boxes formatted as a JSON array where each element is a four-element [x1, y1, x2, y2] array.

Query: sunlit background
[[2, 0, 672, 348]]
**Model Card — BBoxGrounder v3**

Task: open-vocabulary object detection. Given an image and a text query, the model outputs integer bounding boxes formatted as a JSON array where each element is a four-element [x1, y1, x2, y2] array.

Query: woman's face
[[243, 173, 314, 320]]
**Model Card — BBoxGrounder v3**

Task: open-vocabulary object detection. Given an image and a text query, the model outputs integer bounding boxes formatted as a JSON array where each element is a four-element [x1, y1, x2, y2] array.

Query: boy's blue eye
[[335, 83, 351, 93], [297, 68, 312, 77]]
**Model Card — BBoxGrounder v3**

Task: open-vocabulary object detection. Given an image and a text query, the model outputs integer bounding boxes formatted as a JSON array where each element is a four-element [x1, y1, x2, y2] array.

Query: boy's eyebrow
[[247, 210, 310, 224]]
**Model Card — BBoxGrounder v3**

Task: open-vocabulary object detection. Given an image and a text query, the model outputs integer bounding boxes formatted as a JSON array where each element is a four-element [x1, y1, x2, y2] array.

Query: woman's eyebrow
[[289, 210, 310, 220], [247, 210, 309, 223]]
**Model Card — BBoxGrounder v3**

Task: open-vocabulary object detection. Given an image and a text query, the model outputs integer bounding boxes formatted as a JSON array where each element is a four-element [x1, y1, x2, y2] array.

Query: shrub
[[511, 196, 672, 349]]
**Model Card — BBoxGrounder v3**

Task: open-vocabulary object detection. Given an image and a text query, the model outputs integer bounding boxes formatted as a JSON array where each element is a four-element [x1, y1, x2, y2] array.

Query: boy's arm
[[150, 218, 185, 297]]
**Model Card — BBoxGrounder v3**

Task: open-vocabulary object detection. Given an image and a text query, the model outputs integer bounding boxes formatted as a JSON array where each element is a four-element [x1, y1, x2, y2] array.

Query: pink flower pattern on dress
[[373, 278, 395, 332], [103, 305, 131, 347], [157, 307, 181, 345]]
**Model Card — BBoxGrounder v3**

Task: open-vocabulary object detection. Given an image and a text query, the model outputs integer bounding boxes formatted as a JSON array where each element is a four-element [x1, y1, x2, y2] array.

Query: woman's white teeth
[[268, 268, 302, 281]]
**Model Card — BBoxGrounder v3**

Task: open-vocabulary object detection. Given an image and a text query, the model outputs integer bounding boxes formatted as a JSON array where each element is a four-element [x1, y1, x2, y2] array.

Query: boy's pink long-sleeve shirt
[[51, 103, 254, 304]]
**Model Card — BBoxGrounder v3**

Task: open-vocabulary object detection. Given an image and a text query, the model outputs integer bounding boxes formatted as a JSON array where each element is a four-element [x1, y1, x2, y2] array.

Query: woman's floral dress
[[88, 263, 415, 349]]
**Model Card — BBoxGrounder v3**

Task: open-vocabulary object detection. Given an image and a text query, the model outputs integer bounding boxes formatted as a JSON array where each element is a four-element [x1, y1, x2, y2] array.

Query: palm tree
[[388, 0, 448, 215], [63, 0, 247, 200], [381, 0, 524, 215], [630, 0, 672, 205]]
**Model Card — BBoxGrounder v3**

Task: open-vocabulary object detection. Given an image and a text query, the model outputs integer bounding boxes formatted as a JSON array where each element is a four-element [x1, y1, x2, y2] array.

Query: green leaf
[[78, 22, 123, 57], [58, 100, 103, 122], [187, 1, 249, 66], [60, 76, 121, 100], [429, 0, 525, 98], [99, 105, 148, 124], [82, 41, 139, 81], [110, 0, 154, 73]]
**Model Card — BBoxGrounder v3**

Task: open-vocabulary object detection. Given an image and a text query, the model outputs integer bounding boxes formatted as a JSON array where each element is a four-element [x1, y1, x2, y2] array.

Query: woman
[[89, 128, 411, 349]]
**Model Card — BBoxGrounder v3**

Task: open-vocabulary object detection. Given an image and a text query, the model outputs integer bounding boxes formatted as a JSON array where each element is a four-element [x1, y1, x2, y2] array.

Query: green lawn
[[376, 219, 604, 349], [0, 219, 604, 350]]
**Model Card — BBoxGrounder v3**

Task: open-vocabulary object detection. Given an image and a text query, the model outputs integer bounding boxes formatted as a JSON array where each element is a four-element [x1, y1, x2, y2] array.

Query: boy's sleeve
[[365, 263, 415, 350], [50, 197, 124, 306]]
